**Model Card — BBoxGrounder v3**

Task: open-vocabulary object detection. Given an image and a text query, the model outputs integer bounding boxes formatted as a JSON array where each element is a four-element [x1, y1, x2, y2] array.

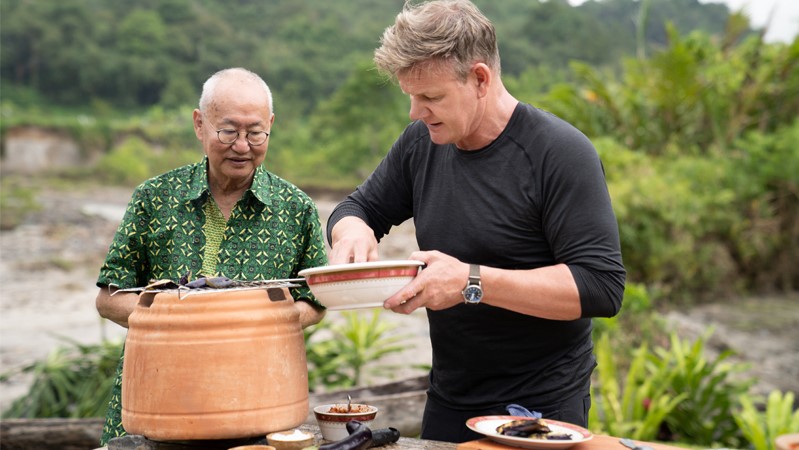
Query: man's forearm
[[96, 288, 139, 328]]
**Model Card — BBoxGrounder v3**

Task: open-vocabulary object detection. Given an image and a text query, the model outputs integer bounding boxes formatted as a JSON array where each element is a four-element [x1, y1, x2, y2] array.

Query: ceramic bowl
[[299, 260, 424, 310], [266, 429, 315, 450], [312, 403, 379, 441]]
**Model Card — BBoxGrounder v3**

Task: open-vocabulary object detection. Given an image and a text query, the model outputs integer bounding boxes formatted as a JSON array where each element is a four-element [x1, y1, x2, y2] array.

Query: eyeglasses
[[216, 129, 270, 146]]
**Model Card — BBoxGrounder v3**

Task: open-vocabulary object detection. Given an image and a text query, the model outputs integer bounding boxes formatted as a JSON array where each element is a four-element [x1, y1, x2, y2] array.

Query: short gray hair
[[198, 67, 274, 113], [374, 0, 500, 81]]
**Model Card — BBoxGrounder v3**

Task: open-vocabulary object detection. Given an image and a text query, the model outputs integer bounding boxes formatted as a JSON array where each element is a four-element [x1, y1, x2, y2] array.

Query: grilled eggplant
[[496, 418, 552, 437]]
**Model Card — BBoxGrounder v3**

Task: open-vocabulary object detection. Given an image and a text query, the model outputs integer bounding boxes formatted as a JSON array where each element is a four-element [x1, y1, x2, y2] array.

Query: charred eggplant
[[369, 427, 400, 446], [496, 417, 574, 441], [497, 418, 552, 437], [319, 420, 373, 450]]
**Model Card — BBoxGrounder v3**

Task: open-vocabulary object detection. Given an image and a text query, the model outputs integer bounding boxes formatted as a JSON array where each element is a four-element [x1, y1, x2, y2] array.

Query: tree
[[305, 60, 409, 183]]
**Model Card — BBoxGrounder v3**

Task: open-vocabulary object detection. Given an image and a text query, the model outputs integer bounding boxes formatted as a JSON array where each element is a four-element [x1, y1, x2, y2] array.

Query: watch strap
[[468, 264, 480, 284]]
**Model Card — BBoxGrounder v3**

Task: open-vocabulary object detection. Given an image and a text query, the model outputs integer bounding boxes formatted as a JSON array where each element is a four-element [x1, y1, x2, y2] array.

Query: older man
[[96, 67, 327, 445]]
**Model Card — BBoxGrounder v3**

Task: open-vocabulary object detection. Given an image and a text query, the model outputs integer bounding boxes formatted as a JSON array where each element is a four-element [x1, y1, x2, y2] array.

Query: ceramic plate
[[466, 416, 593, 450]]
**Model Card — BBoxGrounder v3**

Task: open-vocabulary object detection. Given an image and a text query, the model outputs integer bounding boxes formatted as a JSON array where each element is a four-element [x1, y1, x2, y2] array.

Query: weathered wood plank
[[0, 418, 104, 450]]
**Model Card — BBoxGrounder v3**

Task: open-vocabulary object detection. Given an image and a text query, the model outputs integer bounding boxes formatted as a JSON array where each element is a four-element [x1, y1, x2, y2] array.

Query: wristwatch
[[462, 264, 483, 304]]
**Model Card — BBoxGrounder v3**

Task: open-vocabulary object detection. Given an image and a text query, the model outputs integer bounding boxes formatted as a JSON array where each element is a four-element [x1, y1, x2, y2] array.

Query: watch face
[[463, 285, 483, 303]]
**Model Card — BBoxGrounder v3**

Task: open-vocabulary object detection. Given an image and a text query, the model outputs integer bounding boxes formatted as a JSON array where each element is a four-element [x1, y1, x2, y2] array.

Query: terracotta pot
[[121, 287, 308, 441], [776, 433, 799, 450]]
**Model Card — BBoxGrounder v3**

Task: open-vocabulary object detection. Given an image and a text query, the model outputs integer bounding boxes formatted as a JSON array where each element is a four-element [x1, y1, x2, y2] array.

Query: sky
[[568, 0, 798, 43], [698, 0, 798, 42]]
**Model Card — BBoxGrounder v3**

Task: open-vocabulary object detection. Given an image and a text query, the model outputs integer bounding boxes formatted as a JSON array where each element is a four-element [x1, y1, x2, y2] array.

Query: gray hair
[[198, 67, 274, 113], [374, 0, 500, 81]]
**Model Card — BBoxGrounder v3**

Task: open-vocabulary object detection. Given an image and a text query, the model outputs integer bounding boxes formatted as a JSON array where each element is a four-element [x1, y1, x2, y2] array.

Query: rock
[[0, 418, 104, 450], [664, 294, 799, 401], [108, 434, 156, 450], [2, 127, 84, 174]]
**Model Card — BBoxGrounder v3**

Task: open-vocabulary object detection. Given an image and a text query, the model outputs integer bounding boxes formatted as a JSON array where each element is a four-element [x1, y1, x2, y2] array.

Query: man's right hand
[[328, 216, 380, 264]]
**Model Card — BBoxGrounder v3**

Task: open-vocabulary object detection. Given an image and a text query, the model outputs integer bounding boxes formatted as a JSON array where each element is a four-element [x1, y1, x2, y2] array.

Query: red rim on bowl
[[314, 411, 376, 422], [299, 260, 424, 285], [313, 404, 378, 422], [305, 267, 420, 285]]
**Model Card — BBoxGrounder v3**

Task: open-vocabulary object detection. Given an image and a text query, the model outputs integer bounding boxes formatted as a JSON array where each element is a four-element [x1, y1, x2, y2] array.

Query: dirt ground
[[0, 184, 796, 411]]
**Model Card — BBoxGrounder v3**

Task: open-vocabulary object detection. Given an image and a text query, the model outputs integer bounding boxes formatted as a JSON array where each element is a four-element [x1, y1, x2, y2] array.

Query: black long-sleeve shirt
[[327, 102, 625, 409]]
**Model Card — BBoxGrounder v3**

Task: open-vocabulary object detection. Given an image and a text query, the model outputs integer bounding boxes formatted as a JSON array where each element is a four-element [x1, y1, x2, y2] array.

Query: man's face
[[398, 62, 483, 149], [193, 79, 274, 185]]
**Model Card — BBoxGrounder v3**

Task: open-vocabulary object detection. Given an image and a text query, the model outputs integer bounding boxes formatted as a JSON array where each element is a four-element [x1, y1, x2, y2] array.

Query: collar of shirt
[[183, 156, 273, 207]]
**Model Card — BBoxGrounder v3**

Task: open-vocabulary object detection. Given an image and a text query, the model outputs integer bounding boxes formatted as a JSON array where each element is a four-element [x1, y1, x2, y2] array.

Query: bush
[[652, 332, 754, 447], [590, 333, 686, 441], [0, 337, 122, 418], [527, 30, 799, 300], [734, 390, 799, 450], [590, 329, 755, 448], [305, 310, 414, 391], [592, 122, 799, 301], [95, 137, 152, 185], [94, 136, 198, 186]]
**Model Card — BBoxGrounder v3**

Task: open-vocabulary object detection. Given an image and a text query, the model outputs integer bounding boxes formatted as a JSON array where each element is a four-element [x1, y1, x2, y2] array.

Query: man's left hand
[[383, 250, 468, 314]]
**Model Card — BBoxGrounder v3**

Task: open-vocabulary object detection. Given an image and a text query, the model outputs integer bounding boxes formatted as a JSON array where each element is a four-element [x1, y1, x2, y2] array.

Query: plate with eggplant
[[465, 415, 593, 449]]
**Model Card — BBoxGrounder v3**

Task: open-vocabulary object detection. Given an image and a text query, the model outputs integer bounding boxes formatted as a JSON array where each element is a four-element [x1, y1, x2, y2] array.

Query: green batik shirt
[[97, 157, 327, 445]]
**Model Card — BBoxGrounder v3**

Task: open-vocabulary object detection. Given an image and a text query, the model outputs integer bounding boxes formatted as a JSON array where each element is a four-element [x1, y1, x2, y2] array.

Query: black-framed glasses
[[216, 129, 270, 146]]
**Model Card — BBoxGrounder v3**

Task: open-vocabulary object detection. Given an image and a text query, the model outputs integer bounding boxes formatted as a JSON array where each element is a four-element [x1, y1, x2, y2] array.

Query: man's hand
[[329, 216, 380, 264], [383, 250, 468, 314], [382, 252, 583, 320]]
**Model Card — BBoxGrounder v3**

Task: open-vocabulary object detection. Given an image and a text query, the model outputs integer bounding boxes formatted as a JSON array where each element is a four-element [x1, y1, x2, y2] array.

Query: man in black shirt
[[326, 0, 625, 442]]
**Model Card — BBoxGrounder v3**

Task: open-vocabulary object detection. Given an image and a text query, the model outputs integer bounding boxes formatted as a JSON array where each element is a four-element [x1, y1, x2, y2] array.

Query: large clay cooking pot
[[121, 287, 308, 441]]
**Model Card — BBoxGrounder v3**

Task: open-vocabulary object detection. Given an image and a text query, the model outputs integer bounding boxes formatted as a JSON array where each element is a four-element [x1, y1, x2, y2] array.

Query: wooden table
[[456, 434, 688, 449], [93, 424, 688, 450], [296, 424, 689, 450]]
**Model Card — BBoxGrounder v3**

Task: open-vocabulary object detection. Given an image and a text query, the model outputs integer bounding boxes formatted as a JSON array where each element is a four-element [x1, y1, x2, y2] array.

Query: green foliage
[[590, 120, 799, 300], [95, 137, 152, 185], [304, 320, 344, 392], [0, 100, 115, 154], [304, 310, 412, 391], [651, 332, 754, 447], [0, 337, 122, 418], [95, 135, 199, 187], [591, 330, 756, 448], [593, 283, 668, 360], [590, 334, 687, 441], [551, 30, 799, 300], [0, 176, 41, 230], [0, 0, 733, 115], [608, 151, 742, 299], [536, 29, 799, 156], [734, 391, 799, 450], [303, 61, 409, 187], [723, 122, 799, 291]]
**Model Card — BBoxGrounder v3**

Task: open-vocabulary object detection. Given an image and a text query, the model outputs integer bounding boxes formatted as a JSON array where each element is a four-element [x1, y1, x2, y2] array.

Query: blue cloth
[[506, 404, 543, 418]]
